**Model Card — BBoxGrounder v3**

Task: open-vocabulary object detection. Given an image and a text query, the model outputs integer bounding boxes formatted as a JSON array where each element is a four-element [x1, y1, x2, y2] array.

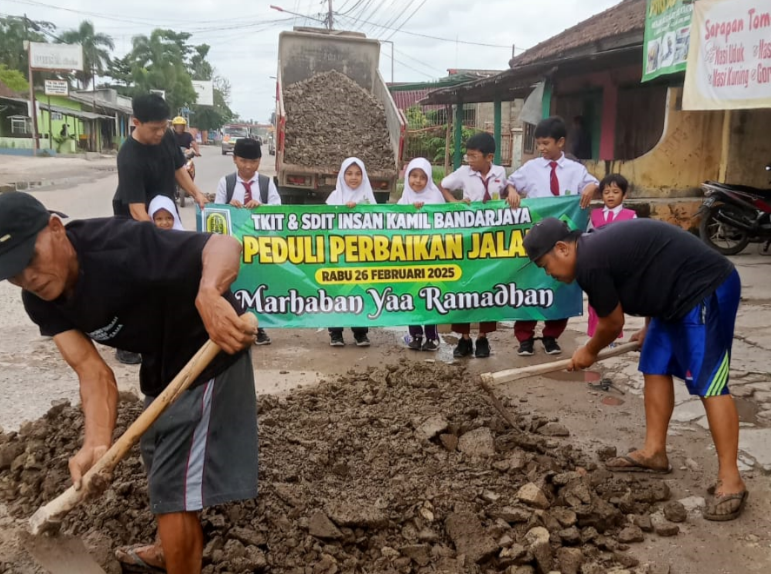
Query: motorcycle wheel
[[699, 203, 750, 255]]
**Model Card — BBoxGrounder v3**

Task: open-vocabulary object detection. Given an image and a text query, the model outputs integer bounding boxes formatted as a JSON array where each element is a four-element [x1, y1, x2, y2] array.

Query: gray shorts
[[140, 352, 258, 515]]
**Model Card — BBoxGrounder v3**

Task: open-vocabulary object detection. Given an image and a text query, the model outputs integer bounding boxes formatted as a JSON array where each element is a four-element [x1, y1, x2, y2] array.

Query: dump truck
[[275, 27, 405, 204]]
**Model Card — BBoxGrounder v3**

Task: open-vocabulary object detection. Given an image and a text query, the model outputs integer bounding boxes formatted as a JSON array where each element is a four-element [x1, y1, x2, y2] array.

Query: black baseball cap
[[0, 193, 55, 281], [524, 217, 572, 262]]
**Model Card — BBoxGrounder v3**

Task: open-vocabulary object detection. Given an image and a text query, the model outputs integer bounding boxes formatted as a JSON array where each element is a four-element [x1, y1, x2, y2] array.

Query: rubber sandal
[[703, 490, 749, 522], [605, 454, 673, 474], [115, 546, 166, 573]]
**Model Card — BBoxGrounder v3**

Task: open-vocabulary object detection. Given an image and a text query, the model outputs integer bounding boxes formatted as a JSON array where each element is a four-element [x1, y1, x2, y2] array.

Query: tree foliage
[[0, 16, 55, 73], [0, 64, 29, 92], [59, 20, 114, 89]]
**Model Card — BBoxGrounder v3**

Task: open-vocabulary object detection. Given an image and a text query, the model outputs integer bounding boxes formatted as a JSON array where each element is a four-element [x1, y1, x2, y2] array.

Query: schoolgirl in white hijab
[[148, 195, 185, 230], [326, 157, 377, 206], [398, 158, 446, 207]]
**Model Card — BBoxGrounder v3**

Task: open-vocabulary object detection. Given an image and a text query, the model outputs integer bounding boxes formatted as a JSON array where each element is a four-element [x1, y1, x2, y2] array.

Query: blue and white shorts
[[639, 270, 741, 398]]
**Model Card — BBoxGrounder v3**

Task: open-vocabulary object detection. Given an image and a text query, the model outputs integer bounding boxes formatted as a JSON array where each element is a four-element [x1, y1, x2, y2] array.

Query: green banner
[[642, 0, 694, 82], [197, 197, 587, 328]]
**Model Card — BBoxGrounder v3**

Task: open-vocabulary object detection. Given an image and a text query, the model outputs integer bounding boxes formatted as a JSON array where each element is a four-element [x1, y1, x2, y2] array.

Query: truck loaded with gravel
[[275, 28, 404, 204]]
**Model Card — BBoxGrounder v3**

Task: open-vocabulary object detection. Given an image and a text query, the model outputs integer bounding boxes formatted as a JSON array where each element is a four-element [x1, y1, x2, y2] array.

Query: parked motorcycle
[[175, 148, 197, 207], [698, 164, 771, 255]]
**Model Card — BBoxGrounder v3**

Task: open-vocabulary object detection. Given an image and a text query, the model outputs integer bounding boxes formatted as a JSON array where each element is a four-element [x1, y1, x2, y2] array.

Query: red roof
[[391, 89, 445, 111]]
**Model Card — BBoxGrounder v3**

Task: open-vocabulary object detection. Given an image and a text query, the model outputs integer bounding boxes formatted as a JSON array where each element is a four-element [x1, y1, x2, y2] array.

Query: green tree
[[191, 75, 234, 131], [0, 64, 29, 92], [59, 20, 114, 90], [189, 44, 213, 81], [0, 16, 54, 73]]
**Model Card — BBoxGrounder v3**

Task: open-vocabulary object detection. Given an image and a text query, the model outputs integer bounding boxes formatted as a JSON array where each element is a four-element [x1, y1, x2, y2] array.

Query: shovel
[[25, 314, 258, 573], [478, 342, 639, 430]]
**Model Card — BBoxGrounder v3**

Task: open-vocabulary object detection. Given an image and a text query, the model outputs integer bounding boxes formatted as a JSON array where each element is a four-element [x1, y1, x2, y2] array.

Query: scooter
[[698, 164, 771, 255], [176, 148, 197, 207]]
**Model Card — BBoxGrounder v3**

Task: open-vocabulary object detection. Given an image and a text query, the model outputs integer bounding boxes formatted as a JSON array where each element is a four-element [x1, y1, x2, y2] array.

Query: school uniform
[[327, 158, 376, 344], [399, 158, 446, 348], [508, 154, 600, 349], [215, 173, 281, 205], [148, 195, 185, 230], [586, 205, 636, 337], [441, 164, 507, 337]]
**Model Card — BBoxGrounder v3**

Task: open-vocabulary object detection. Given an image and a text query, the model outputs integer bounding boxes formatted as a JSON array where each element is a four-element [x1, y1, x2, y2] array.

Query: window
[[523, 122, 535, 154]]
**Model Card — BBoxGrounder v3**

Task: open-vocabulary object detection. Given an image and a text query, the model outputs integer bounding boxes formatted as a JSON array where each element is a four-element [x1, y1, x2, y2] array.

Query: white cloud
[[6, 0, 621, 122]]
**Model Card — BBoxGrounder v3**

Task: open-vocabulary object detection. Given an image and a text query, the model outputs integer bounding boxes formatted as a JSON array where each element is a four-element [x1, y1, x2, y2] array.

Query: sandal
[[115, 545, 166, 573], [605, 454, 673, 474], [704, 488, 749, 522]]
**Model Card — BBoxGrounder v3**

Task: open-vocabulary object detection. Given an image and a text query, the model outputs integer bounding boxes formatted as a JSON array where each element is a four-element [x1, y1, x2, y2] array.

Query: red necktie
[[607, 210, 615, 223], [549, 161, 560, 196], [242, 180, 253, 203], [481, 176, 491, 202]]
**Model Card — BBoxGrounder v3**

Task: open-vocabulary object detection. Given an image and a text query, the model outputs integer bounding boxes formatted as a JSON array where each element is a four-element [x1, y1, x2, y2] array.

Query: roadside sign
[[192, 80, 214, 106], [44, 80, 69, 96], [29, 42, 83, 72], [150, 89, 166, 100], [642, 0, 694, 82]]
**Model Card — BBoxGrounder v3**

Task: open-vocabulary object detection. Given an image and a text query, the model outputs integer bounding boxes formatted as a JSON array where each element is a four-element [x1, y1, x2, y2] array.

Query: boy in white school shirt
[[505, 116, 599, 358], [439, 133, 507, 359], [215, 137, 280, 345]]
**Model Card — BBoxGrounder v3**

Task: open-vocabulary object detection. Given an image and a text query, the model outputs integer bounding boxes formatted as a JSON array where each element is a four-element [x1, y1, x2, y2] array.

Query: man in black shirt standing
[[524, 217, 747, 521], [113, 94, 209, 365], [1, 192, 259, 573]]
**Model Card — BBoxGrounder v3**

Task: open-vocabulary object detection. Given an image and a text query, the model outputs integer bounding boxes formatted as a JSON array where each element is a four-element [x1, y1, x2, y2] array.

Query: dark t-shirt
[[174, 131, 194, 150], [22, 218, 246, 396], [113, 130, 185, 217], [575, 218, 735, 321]]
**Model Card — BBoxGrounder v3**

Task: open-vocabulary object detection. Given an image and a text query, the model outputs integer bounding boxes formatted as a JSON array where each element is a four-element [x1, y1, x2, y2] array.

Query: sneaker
[[330, 334, 345, 347], [543, 336, 562, 355], [517, 338, 535, 356], [475, 337, 491, 358], [453, 337, 474, 358], [422, 339, 439, 352], [255, 329, 271, 346], [115, 349, 142, 365], [408, 337, 423, 350], [354, 334, 371, 347]]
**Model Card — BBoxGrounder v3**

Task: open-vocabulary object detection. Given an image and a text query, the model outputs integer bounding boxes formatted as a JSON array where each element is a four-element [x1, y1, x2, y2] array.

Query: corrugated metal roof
[[391, 89, 443, 111], [509, 0, 645, 68], [39, 103, 113, 120]]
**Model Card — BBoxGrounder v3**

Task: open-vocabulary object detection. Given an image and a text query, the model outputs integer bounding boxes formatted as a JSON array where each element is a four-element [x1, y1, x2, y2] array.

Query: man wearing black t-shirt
[[524, 218, 747, 522], [0, 192, 259, 573], [113, 94, 207, 220]]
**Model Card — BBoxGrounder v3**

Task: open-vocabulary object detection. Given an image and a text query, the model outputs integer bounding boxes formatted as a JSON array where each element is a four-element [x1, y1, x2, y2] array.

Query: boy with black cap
[[215, 137, 280, 345], [523, 217, 747, 522], [0, 191, 259, 572]]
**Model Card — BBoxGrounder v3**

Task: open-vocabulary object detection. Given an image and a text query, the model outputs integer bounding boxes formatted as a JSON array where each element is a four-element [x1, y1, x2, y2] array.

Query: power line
[[383, 0, 428, 42], [371, 0, 408, 38], [379, 49, 435, 80], [394, 46, 443, 75]]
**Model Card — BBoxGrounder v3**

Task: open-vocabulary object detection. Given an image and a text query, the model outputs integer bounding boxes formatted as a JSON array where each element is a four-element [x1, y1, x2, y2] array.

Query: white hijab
[[148, 195, 184, 230], [398, 158, 446, 205], [326, 157, 377, 205]]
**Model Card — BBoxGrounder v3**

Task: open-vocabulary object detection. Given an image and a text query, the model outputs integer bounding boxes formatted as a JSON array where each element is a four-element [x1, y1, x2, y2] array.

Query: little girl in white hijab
[[148, 195, 184, 230], [326, 157, 377, 207], [398, 158, 445, 351]]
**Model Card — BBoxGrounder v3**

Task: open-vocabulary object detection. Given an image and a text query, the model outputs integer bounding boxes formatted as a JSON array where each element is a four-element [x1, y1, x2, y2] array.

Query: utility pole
[[327, 0, 334, 30], [24, 15, 39, 154]]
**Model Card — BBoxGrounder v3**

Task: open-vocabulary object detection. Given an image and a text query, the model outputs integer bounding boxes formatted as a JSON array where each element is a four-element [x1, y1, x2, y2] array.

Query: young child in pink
[[587, 174, 636, 338]]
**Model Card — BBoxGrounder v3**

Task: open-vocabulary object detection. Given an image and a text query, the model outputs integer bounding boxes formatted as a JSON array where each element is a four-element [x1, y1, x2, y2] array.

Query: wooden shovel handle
[[28, 314, 258, 535], [480, 341, 639, 385]]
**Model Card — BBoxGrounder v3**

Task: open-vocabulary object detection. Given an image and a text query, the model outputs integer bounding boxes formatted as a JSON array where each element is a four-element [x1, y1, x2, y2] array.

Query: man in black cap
[[523, 217, 747, 521], [0, 192, 259, 573]]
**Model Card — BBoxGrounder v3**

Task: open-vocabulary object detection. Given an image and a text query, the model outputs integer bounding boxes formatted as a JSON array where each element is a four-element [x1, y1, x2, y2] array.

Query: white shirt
[[507, 154, 598, 198], [215, 173, 281, 205], [441, 165, 508, 202]]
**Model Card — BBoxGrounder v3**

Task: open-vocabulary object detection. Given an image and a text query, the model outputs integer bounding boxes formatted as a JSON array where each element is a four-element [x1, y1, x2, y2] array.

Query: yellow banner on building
[[683, 0, 771, 110]]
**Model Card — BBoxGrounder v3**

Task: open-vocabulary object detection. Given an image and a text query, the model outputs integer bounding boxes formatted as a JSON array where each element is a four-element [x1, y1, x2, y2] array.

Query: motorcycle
[[698, 164, 771, 255], [175, 148, 197, 207]]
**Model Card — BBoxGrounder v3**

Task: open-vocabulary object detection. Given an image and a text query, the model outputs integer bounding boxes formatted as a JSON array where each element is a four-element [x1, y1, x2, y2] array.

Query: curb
[[0, 167, 118, 193]]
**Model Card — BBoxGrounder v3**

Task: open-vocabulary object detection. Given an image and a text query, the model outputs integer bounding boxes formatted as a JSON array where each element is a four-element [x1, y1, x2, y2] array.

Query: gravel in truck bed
[[283, 70, 395, 174]]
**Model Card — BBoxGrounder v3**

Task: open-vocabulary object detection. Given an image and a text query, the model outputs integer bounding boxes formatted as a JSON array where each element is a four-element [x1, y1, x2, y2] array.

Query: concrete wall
[[724, 109, 771, 188]]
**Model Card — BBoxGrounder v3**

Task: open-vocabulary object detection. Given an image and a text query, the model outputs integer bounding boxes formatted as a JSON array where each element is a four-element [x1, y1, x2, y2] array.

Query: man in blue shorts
[[523, 217, 747, 521]]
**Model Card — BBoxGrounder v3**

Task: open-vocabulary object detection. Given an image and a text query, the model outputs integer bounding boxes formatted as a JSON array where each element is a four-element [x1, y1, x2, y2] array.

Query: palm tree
[[59, 20, 114, 90]]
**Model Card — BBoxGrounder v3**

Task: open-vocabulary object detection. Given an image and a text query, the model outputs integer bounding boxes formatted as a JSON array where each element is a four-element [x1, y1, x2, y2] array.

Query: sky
[[3, 0, 621, 122]]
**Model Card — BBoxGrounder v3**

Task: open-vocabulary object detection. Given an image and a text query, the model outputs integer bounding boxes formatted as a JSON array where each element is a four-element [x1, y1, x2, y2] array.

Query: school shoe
[[115, 349, 142, 365], [475, 337, 491, 358], [517, 338, 535, 357], [330, 334, 345, 347], [255, 329, 271, 346], [354, 334, 371, 347], [408, 337, 423, 351], [422, 339, 439, 352], [453, 338, 473, 358], [543, 336, 562, 355]]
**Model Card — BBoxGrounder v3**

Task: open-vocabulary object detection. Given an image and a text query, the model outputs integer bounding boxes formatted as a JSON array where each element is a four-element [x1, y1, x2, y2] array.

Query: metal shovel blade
[[24, 533, 106, 574]]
